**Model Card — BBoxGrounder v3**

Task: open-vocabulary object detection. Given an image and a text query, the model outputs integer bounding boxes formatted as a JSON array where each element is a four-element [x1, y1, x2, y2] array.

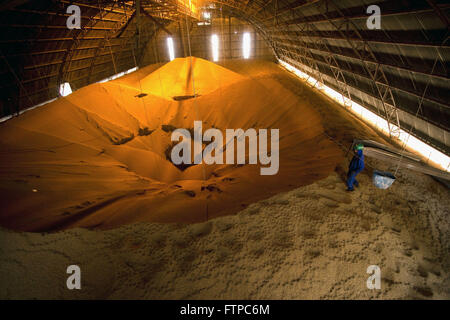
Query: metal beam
[[269, 31, 450, 48], [272, 37, 449, 81], [277, 45, 450, 111], [136, 0, 141, 50], [426, 0, 449, 30], [10, 8, 125, 23], [261, 0, 320, 21], [115, 11, 136, 38], [141, 6, 172, 35]]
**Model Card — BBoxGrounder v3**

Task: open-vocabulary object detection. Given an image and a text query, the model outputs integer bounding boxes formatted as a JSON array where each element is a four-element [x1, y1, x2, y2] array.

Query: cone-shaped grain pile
[[0, 58, 343, 231]]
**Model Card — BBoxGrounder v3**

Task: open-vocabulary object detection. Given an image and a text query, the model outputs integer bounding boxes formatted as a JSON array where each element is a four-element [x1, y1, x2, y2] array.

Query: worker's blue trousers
[[346, 170, 360, 190]]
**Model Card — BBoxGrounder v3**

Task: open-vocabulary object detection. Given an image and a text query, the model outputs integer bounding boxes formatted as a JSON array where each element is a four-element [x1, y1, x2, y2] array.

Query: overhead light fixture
[[243, 32, 251, 59], [202, 11, 211, 20], [211, 34, 219, 62], [59, 82, 72, 97], [167, 37, 175, 61]]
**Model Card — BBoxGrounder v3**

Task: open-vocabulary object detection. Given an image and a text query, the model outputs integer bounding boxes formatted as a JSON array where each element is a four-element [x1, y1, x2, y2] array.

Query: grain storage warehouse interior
[[0, 0, 449, 300]]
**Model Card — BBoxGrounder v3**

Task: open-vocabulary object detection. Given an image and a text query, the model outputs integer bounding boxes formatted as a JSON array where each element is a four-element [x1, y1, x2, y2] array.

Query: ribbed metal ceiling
[[0, 0, 449, 155]]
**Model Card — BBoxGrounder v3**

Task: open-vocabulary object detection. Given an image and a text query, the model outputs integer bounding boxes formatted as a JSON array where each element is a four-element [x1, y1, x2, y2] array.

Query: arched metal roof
[[0, 0, 449, 155]]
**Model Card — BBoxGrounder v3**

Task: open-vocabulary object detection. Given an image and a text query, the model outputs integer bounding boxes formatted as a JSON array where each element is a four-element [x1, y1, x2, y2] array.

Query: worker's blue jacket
[[348, 150, 365, 173]]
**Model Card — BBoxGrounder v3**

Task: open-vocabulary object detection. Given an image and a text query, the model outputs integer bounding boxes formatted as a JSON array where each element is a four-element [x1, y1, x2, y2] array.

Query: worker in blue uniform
[[346, 143, 365, 191]]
